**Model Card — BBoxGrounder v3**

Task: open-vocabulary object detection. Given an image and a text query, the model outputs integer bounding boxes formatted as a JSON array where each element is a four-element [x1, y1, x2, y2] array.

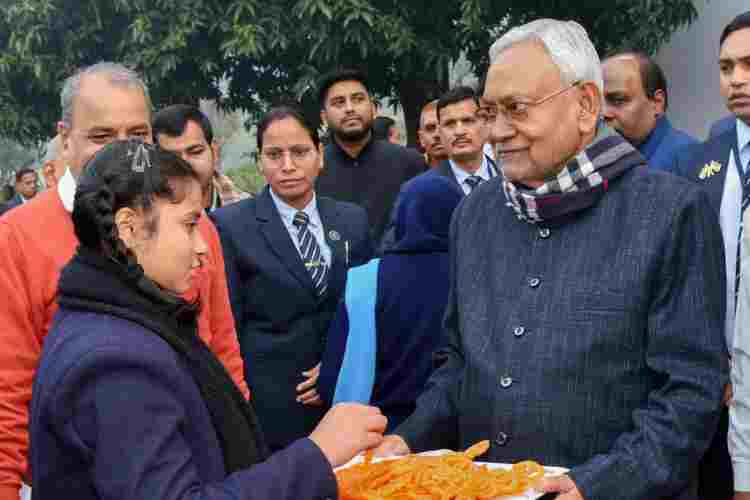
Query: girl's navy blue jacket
[[30, 249, 338, 500]]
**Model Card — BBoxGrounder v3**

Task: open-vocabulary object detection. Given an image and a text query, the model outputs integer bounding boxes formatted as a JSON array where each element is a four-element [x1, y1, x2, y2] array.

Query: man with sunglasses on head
[[376, 18, 727, 500]]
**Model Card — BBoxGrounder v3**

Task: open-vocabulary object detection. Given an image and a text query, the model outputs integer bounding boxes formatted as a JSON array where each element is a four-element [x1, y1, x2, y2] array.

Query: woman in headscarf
[[318, 174, 464, 431], [30, 140, 386, 499]]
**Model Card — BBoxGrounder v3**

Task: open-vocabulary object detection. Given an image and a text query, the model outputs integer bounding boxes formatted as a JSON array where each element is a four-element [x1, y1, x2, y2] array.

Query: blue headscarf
[[387, 175, 465, 254]]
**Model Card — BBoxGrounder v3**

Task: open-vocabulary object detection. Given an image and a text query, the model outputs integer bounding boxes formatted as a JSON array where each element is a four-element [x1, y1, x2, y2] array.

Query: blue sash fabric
[[332, 259, 380, 404]]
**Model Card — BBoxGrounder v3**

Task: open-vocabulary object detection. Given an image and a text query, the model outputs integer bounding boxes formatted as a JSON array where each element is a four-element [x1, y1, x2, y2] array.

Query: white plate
[[335, 450, 568, 500]]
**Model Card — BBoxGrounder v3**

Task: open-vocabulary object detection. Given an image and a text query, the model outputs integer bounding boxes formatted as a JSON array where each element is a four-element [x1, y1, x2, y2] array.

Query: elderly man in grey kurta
[[376, 19, 728, 500]]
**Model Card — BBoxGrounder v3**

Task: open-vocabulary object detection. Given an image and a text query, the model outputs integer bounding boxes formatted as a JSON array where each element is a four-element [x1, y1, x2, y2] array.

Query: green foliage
[[1, 0, 699, 146], [225, 162, 266, 195]]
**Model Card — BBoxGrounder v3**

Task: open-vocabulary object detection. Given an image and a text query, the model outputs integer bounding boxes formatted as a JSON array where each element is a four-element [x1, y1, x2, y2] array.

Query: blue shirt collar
[[269, 188, 321, 228], [449, 155, 491, 185], [637, 115, 671, 162]]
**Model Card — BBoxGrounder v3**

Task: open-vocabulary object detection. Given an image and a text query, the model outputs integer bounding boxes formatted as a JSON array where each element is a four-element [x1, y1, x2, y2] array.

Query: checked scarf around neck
[[501, 124, 644, 224]]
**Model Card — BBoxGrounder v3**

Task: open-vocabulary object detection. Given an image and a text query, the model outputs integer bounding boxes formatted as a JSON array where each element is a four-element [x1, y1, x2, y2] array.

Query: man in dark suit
[[672, 11, 750, 500], [426, 86, 498, 195], [0, 168, 37, 217], [379, 87, 499, 252]]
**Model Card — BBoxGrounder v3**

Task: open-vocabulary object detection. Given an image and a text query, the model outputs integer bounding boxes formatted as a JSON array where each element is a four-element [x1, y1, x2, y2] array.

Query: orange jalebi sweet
[[336, 441, 546, 500]]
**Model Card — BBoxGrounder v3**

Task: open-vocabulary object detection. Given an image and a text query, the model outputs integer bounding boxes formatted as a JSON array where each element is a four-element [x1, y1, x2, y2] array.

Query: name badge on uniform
[[698, 160, 722, 179]]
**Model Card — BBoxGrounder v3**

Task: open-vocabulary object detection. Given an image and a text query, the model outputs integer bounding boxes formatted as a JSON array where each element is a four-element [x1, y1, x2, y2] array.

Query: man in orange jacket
[[0, 62, 249, 500]]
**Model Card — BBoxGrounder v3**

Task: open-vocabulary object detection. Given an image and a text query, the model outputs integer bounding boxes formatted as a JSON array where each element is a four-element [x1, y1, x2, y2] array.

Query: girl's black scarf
[[57, 247, 269, 473]]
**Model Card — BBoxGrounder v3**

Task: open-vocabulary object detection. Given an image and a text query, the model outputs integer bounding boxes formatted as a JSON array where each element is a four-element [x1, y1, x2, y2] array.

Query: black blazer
[[210, 187, 373, 451], [673, 123, 737, 213]]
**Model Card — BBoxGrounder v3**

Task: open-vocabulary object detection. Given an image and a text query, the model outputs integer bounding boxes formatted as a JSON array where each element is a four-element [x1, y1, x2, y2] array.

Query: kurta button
[[539, 227, 551, 239], [500, 376, 513, 388], [528, 277, 540, 288], [495, 432, 509, 446], [513, 326, 525, 337]]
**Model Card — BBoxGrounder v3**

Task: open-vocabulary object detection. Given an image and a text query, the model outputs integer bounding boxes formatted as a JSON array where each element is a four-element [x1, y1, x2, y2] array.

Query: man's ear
[[578, 82, 602, 135], [651, 89, 666, 116]]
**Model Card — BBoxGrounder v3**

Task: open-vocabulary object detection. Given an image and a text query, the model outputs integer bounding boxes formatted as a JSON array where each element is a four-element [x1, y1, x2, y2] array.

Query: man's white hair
[[60, 62, 152, 127], [489, 19, 603, 95], [42, 135, 61, 164]]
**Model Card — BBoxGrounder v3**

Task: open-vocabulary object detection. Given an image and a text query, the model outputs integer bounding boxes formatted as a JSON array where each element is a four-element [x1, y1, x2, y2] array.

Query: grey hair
[[42, 135, 61, 164], [60, 62, 152, 127], [489, 19, 603, 95]]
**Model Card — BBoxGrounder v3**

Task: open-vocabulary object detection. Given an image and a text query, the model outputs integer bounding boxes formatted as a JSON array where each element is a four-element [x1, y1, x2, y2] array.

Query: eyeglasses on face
[[479, 80, 582, 124], [260, 146, 316, 165]]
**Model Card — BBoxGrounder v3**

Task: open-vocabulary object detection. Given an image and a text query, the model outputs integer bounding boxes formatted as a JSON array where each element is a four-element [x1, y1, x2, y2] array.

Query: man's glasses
[[479, 80, 581, 124]]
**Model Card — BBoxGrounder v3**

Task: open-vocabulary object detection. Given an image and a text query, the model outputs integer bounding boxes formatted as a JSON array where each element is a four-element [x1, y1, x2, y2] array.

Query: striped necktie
[[465, 175, 483, 193], [293, 211, 328, 296]]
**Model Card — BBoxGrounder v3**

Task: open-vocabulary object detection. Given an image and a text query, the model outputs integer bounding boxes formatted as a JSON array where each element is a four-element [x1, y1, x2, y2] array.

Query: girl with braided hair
[[29, 140, 386, 500]]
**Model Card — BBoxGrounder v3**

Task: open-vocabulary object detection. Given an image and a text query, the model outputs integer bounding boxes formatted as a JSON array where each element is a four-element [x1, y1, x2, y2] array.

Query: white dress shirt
[[269, 189, 331, 268], [450, 156, 494, 195], [729, 117, 750, 492], [720, 120, 750, 350]]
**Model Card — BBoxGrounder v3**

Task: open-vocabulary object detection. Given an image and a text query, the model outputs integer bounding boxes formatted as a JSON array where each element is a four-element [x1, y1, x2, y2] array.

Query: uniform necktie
[[465, 175, 483, 193], [293, 211, 328, 296]]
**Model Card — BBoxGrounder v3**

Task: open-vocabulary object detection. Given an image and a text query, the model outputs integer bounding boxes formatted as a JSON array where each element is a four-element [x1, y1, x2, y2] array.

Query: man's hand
[[297, 362, 322, 406], [541, 474, 584, 500], [733, 492, 750, 500], [373, 434, 411, 457]]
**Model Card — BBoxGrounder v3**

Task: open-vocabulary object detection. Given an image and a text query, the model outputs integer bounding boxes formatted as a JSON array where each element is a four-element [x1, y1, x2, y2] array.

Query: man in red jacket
[[0, 62, 249, 500]]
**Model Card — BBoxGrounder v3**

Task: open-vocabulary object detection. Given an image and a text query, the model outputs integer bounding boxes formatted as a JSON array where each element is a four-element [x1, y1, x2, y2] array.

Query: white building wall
[[655, 0, 748, 140]]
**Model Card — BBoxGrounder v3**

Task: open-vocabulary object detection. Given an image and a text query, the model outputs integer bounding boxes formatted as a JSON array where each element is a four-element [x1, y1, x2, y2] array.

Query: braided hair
[[73, 139, 200, 264]]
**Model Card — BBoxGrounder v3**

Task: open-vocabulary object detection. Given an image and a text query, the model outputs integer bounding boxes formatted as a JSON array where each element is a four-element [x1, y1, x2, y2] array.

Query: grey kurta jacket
[[396, 166, 728, 500]]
